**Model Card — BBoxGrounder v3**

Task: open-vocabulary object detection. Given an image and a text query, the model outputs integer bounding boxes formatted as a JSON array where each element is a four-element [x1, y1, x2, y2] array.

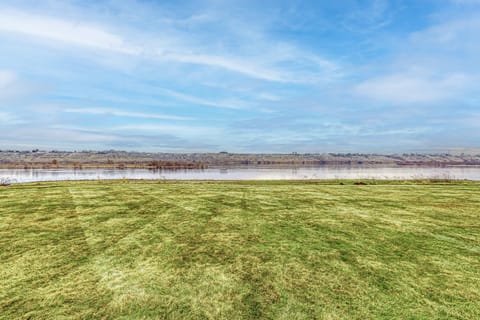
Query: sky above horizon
[[0, 0, 479, 153]]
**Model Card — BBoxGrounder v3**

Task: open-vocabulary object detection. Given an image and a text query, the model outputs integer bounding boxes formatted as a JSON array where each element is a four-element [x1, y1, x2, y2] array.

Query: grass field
[[1, 180, 479, 319]]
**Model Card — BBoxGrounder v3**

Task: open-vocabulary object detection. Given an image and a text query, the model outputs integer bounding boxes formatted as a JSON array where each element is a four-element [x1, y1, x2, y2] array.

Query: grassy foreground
[[1, 180, 479, 319]]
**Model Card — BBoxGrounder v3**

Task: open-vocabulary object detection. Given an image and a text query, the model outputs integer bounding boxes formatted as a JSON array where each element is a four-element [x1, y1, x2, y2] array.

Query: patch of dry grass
[[1, 180, 479, 319]]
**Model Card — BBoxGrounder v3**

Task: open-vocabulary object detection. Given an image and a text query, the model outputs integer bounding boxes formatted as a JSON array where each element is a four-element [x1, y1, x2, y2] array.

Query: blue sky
[[0, 0, 479, 153]]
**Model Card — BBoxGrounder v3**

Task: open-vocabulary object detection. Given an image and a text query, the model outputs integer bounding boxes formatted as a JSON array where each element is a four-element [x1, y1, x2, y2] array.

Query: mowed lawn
[[1, 181, 479, 319]]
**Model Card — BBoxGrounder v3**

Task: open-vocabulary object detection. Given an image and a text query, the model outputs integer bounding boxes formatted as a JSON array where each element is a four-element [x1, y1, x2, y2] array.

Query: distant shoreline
[[1, 150, 480, 169]]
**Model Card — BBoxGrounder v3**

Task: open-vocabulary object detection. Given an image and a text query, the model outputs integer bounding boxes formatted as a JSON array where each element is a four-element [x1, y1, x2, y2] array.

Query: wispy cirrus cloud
[[158, 52, 287, 83], [155, 87, 250, 110], [342, 0, 393, 33], [0, 9, 140, 54], [63, 107, 193, 121], [0, 7, 338, 84]]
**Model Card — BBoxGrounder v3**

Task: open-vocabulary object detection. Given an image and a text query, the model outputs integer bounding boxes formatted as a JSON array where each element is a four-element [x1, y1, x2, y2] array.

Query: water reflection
[[1, 166, 480, 183]]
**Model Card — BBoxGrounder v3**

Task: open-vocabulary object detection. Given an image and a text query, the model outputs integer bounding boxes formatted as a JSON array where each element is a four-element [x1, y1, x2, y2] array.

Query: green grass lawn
[[1, 180, 479, 319]]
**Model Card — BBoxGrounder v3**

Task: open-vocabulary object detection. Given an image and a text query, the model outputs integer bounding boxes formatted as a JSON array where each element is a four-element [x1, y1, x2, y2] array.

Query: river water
[[1, 166, 480, 183]]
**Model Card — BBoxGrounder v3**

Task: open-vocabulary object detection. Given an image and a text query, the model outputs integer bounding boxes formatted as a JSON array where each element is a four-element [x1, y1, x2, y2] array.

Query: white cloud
[[0, 70, 32, 102], [353, 11, 480, 105], [409, 17, 480, 49], [0, 8, 279, 81], [63, 108, 192, 121], [110, 124, 219, 136], [0, 70, 15, 88], [0, 8, 339, 84], [160, 52, 287, 83], [0, 111, 13, 122], [155, 88, 249, 109], [354, 72, 470, 104], [342, 0, 392, 33], [0, 111, 27, 124], [0, 9, 140, 55], [42, 128, 118, 143]]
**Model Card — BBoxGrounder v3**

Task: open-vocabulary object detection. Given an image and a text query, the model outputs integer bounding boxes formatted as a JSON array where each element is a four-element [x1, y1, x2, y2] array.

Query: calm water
[[2, 166, 480, 183]]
